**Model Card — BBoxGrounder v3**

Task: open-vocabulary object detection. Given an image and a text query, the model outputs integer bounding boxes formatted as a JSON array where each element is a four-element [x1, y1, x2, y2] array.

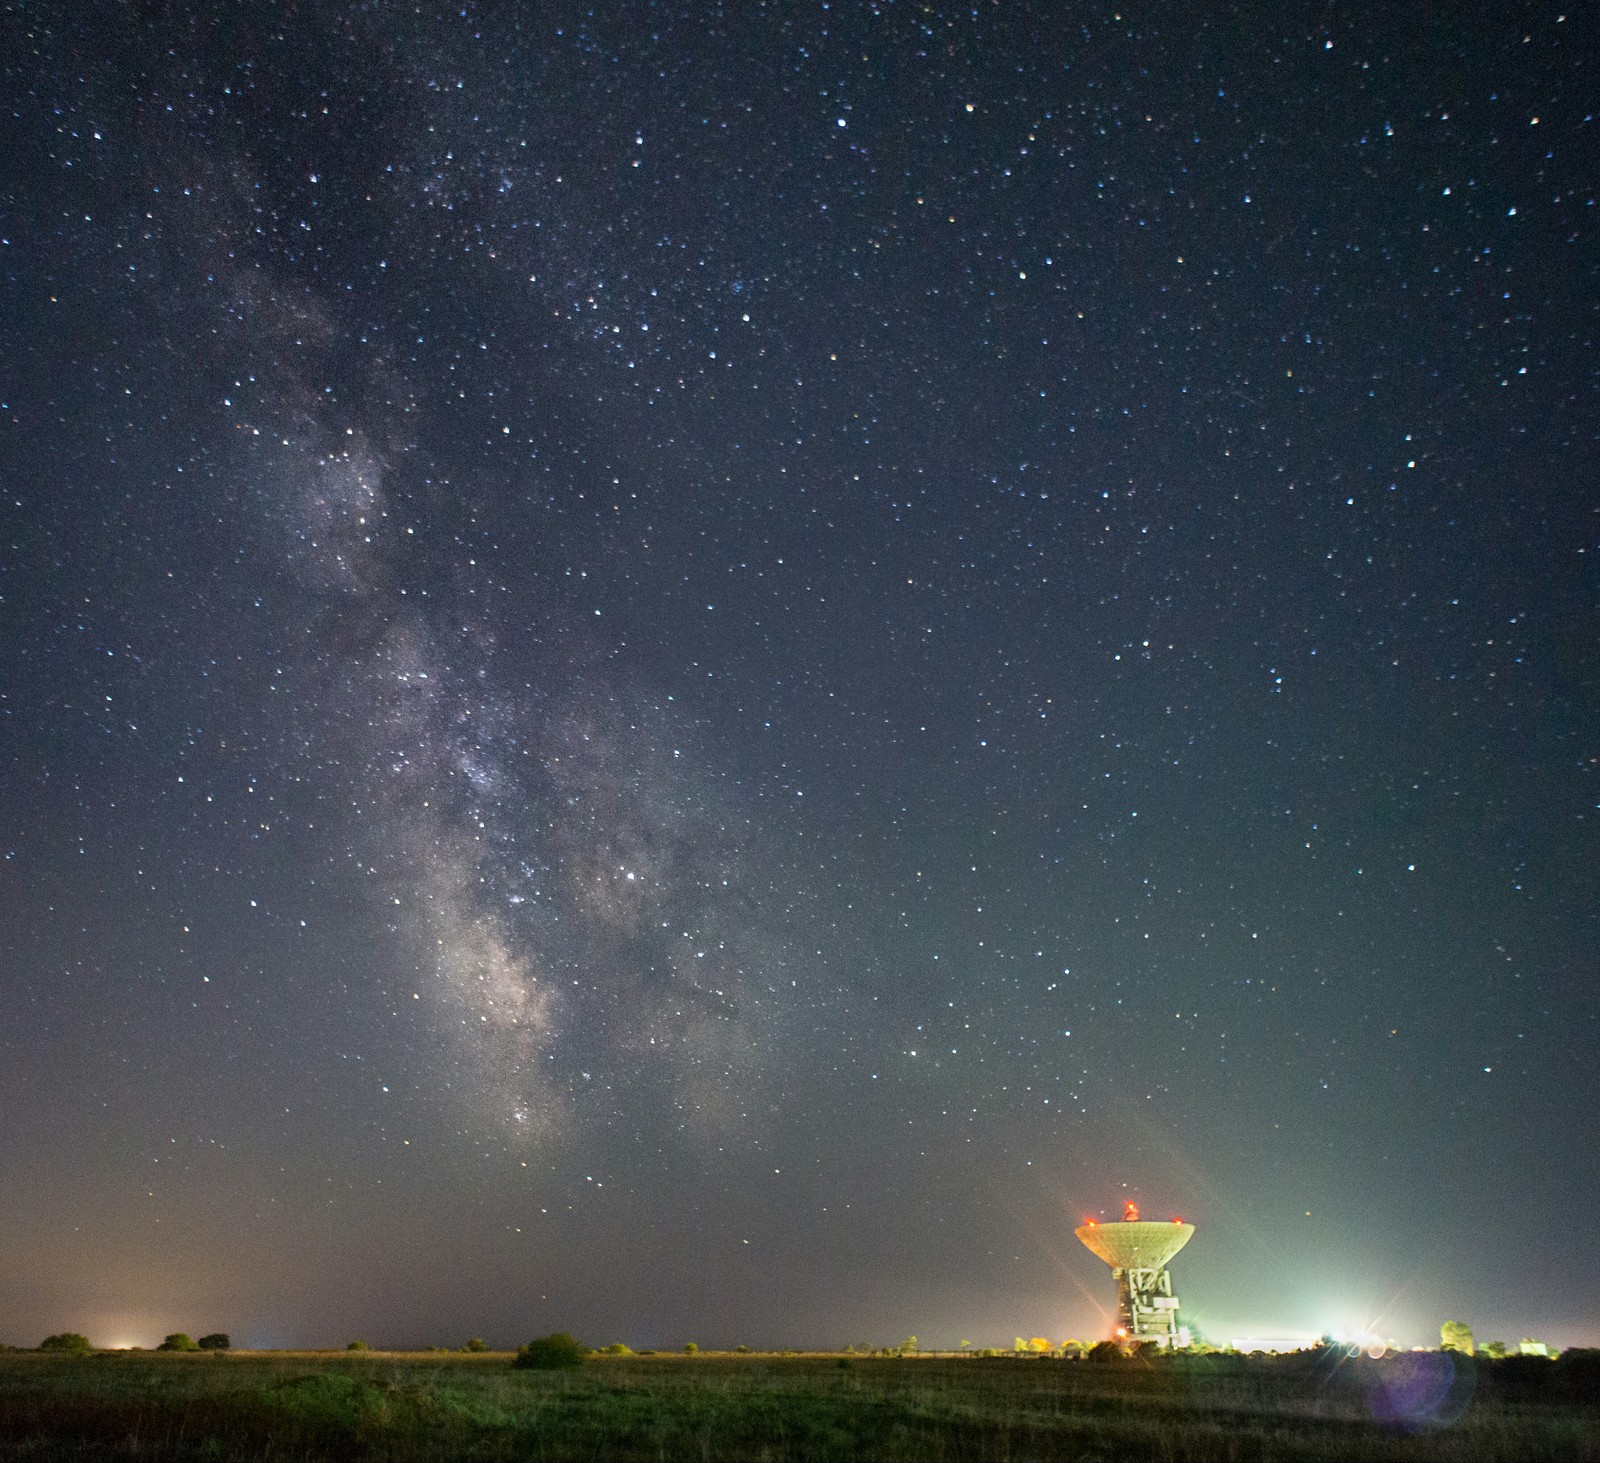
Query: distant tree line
[[1441, 1322, 1554, 1359], [157, 1333, 230, 1352]]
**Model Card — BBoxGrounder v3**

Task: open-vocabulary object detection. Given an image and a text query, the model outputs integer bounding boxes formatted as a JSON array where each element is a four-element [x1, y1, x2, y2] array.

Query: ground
[[0, 1348, 1595, 1461]]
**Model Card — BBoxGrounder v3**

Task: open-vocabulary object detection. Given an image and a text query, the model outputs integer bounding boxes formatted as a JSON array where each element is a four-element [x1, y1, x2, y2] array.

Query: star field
[[1, 1, 1595, 1352]]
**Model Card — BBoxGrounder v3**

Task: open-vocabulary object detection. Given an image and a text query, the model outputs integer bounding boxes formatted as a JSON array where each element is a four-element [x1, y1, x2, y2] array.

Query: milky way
[[218, 274, 814, 1148]]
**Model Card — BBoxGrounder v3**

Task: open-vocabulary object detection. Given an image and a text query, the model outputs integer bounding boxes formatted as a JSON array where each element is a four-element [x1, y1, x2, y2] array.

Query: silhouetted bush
[[513, 1333, 586, 1370], [346, 1340, 370, 1351], [197, 1333, 230, 1351], [38, 1333, 91, 1355], [158, 1334, 199, 1352], [463, 1337, 489, 1353], [1557, 1348, 1600, 1403], [1489, 1352, 1554, 1403], [602, 1342, 632, 1355], [1087, 1340, 1123, 1363]]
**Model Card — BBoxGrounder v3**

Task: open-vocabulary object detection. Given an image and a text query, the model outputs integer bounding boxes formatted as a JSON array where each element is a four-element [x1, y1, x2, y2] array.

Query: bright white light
[[1325, 1325, 1395, 1359]]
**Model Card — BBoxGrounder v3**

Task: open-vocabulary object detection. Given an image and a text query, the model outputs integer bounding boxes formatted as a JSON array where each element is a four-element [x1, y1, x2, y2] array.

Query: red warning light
[[1123, 1201, 1140, 1222], [1172, 1217, 1184, 1224]]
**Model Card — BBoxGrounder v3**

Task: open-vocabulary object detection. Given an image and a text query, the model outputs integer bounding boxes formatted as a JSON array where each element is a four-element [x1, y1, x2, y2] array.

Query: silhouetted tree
[[1441, 1321, 1475, 1355], [158, 1333, 199, 1352], [197, 1334, 230, 1351], [38, 1334, 90, 1354]]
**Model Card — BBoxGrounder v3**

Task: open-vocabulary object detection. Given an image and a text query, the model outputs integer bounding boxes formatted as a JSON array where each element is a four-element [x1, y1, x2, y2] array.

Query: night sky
[[2, 1, 1595, 1354]]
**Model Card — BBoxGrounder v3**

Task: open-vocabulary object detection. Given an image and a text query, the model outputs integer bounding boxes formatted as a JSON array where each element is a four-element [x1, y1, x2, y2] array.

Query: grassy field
[[0, 1347, 1596, 1461]]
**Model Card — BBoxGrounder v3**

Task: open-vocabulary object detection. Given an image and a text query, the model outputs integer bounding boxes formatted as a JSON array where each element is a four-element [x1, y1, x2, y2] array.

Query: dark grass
[[0, 1349, 1596, 1461]]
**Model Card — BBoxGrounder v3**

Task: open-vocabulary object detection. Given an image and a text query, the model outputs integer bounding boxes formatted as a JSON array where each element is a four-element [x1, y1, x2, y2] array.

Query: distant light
[[1172, 1217, 1184, 1224]]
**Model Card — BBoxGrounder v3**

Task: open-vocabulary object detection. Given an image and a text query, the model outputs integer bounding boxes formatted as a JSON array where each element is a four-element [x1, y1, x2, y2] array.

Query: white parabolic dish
[[1074, 1220, 1195, 1271]]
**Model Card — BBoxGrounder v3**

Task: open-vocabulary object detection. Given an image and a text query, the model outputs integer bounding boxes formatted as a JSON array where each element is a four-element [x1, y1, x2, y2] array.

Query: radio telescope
[[1074, 1201, 1195, 1346]]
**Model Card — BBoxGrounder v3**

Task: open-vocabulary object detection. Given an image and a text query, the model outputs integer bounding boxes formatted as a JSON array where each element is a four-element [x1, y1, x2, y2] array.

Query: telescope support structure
[[1113, 1264, 1182, 1343]]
